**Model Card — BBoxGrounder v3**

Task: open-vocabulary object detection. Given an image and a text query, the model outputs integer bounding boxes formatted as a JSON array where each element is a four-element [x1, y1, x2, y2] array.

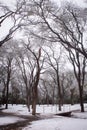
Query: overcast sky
[[53, 0, 86, 7], [0, 0, 86, 8], [0, 0, 86, 69], [0, 0, 86, 40]]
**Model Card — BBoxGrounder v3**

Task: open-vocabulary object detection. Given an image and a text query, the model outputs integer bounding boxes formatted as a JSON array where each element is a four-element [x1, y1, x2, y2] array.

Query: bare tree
[[0, 42, 14, 109], [27, 45, 42, 115], [67, 47, 87, 112], [28, 0, 87, 58], [64, 71, 77, 105], [0, 1, 25, 47], [15, 39, 44, 115], [43, 45, 65, 110], [16, 55, 31, 111], [5, 56, 13, 109]]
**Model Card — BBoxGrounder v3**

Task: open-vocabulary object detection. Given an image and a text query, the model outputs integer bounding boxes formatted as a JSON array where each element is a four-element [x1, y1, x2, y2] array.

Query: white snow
[[23, 117, 87, 130], [0, 104, 87, 130], [2, 104, 32, 116], [71, 111, 87, 119], [0, 116, 24, 126]]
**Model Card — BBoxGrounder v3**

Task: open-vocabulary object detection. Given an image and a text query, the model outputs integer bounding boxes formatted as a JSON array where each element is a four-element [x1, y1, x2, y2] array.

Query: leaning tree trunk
[[32, 68, 40, 115], [28, 48, 41, 115]]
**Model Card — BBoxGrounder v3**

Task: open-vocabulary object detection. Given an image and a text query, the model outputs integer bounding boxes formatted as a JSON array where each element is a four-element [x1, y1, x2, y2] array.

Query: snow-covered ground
[[0, 116, 24, 126], [0, 104, 87, 130], [23, 116, 87, 130]]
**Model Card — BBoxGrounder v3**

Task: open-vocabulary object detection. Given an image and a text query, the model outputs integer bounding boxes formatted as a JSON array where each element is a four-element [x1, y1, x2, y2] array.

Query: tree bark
[[79, 86, 84, 112]]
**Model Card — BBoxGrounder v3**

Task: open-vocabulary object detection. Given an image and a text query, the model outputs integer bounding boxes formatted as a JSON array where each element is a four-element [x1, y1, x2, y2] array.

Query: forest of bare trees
[[0, 0, 87, 115]]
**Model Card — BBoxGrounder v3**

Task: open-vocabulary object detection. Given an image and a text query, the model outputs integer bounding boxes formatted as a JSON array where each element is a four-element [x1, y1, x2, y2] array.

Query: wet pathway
[[0, 109, 83, 130], [0, 111, 39, 130]]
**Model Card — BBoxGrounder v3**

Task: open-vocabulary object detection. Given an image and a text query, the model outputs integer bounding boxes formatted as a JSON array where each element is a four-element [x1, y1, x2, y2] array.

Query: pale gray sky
[[0, 0, 86, 70], [0, 0, 86, 7], [53, 0, 87, 8], [0, 0, 86, 40]]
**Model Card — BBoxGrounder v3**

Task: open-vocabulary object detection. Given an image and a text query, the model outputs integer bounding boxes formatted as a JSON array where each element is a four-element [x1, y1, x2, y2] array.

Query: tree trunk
[[79, 86, 84, 112], [5, 58, 12, 109], [57, 72, 62, 111], [5, 84, 9, 109], [70, 89, 74, 105], [32, 98, 37, 115], [59, 98, 62, 111], [32, 86, 38, 115], [27, 95, 30, 112]]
